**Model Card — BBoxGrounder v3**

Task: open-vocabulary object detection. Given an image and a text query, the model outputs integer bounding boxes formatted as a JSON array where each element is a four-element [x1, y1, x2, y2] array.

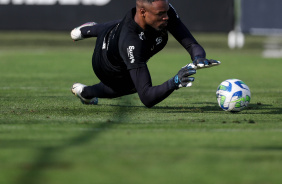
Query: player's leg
[[71, 82, 136, 105], [71, 20, 120, 41], [82, 82, 136, 99], [71, 18, 135, 104], [71, 83, 99, 105]]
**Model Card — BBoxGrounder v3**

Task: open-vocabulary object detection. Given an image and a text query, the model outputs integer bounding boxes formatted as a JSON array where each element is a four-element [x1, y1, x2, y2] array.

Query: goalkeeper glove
[[170, 63, 197, 89], [193, 57, 221, 69]]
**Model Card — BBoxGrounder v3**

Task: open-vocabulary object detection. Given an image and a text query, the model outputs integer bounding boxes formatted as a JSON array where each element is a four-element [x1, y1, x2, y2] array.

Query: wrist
[[168, 76, 179, 90], [193, 55, 205, 61]]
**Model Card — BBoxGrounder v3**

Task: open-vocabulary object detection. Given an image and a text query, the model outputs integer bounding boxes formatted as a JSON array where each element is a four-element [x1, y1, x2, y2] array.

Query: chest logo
[[156, 37, 163, 45], [139, 32, 145, 40]]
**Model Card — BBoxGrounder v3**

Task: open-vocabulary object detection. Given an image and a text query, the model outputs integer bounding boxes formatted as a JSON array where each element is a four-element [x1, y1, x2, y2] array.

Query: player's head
[[136, 0, 169, 31]]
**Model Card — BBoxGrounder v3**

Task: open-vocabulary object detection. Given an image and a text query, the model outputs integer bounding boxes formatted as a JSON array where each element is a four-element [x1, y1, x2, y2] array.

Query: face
[[143, 0, 169, 31]]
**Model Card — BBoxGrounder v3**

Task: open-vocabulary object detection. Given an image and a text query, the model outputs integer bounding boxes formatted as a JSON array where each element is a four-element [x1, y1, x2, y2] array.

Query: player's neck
[[134, 11, 146, 30]]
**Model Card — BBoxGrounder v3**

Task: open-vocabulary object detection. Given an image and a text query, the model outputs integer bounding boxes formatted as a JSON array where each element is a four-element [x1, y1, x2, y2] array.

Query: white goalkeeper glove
[[171, 63, 197, 89], [193, 57, 221, 69]]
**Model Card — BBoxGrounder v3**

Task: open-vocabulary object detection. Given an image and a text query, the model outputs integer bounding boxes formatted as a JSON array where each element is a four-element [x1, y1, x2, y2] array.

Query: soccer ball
[[216, 79, 251, 112]]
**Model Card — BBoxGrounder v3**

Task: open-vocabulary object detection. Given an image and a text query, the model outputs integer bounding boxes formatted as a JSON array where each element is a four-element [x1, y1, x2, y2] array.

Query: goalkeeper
[[71, 0, 220, 108]]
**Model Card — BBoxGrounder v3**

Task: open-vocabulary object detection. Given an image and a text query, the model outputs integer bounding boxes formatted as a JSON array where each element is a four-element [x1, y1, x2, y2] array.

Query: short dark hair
[[137, 0, 165, 3]]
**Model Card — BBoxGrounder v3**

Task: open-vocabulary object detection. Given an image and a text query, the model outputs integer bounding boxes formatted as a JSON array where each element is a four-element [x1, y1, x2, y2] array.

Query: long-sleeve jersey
[[106, 4, 206, 70], [81, 4, 206, 107]]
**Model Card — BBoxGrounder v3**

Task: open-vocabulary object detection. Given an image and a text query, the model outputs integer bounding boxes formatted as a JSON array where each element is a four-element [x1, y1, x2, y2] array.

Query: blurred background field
[[0, 31, 282, 184], [1, 0, 282, 184]]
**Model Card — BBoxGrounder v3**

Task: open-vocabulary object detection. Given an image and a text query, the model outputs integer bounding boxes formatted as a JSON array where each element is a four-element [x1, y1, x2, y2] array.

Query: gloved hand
[[171, 63, 197, 89], [193, 57, 221, 69]]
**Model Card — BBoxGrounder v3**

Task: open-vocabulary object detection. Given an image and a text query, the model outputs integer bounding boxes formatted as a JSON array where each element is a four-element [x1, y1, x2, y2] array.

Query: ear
[[140, 8, 146, 17]]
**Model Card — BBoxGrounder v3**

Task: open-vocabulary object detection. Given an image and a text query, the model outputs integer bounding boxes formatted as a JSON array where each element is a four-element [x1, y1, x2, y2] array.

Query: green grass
[[0, 31, 282, 184]]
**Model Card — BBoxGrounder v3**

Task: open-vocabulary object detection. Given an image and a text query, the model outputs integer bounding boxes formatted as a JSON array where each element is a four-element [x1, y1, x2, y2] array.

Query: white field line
[[263, 36, 282, 58]]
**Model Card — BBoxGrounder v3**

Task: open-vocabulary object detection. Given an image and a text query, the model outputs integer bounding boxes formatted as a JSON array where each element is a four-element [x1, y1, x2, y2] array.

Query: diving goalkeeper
[[70, 0, 220, 108]]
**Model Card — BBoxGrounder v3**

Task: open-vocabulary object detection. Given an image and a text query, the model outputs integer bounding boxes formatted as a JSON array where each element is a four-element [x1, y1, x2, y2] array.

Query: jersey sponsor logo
[[156, 37, 163, 45], [0, 0, 111, 6], [127, 46, 135, 63]]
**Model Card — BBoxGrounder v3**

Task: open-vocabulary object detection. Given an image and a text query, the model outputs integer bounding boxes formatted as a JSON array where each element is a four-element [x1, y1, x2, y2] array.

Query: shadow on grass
[[15, 98, 130, 184], [16, 123, 115, 184], [206, 145, 282, 152], [103, 102, 282, 114], [12, 100, 282, 183], [246, 103, 282, 115], [161, 102, 282, 115]]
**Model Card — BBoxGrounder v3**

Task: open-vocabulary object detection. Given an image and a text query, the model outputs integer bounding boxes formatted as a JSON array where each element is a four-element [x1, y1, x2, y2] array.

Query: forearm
[[130, 66, 176, 108], [139, 82, 175, 108], [188, 43, 206, 60], [169, 21, 206, 60]]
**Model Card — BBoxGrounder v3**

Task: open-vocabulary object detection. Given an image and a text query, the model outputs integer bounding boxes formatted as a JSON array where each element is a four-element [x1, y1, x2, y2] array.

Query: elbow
[[144, 103, 155, 108], [139, 97, 156, 108], [141, 100, 155, 108]]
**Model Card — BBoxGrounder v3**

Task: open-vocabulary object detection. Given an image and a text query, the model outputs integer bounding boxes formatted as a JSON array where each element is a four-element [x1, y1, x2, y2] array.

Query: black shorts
[[92, 26, 135, 93]]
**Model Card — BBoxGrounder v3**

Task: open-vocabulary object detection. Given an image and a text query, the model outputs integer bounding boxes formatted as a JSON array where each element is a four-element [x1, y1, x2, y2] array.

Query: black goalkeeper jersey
[[101, 4, 205, 72], [90, 4, 206, 107]]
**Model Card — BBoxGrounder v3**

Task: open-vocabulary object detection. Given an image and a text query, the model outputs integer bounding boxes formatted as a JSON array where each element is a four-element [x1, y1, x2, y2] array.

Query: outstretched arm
[[168, 4, 221, 69], [129, 64, 196, 108], [167, 4, 206, 60]]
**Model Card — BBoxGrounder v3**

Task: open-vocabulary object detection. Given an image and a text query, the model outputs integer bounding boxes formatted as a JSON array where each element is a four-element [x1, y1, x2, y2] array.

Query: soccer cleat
[[71, 83, 98, 105], [70, 22, 96, 41]]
